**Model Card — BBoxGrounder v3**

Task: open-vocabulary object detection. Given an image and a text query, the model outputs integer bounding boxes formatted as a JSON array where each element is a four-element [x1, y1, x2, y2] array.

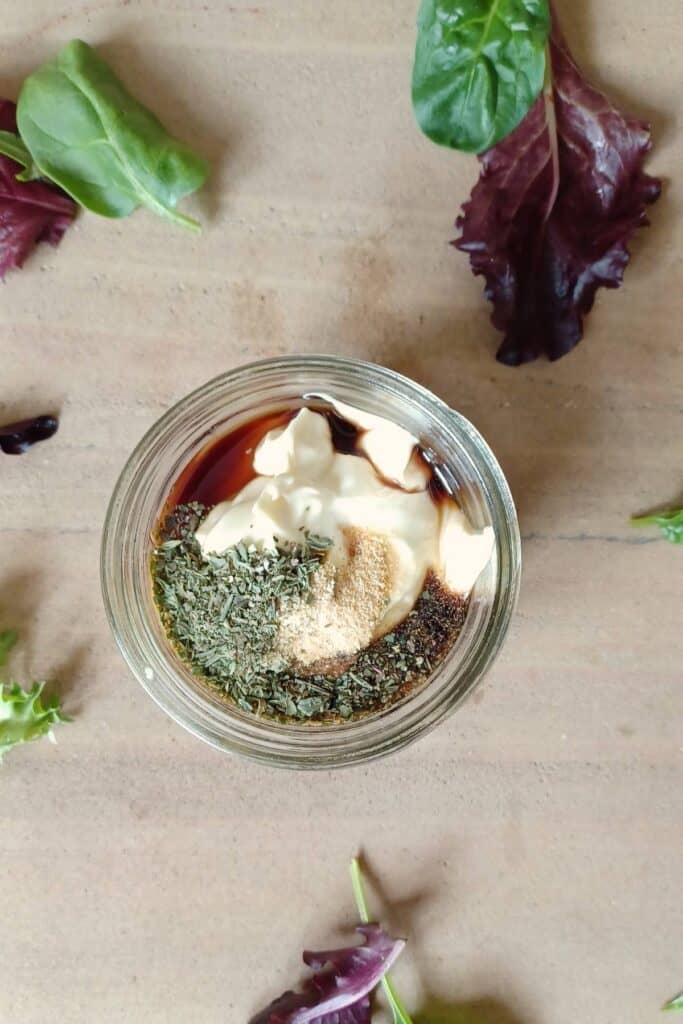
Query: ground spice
[[152, 505, 469, 723], [292, 573, 469, 720], [275, 527, 392, 671]]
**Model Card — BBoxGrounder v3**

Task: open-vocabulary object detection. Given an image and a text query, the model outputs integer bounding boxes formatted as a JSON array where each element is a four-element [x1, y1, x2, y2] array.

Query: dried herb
[[153, 505, 468, 723], [153, 504, 328, 717], [298, 578, 467, 721]]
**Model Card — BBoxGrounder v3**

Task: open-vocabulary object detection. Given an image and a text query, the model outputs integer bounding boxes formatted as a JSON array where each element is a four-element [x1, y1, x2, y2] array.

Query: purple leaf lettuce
[[0, 415, 58, 455], [0, 99, 76, 279], [456, 6, 662, 364], [251, 924, 405, 1024]]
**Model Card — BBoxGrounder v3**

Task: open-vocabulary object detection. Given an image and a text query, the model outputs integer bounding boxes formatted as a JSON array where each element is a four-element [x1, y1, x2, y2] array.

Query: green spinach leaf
[[0, 130, 39, 179], [412, 0, 550, 153], [16, 40, 208, 230], [664, 992, 683, 1012], [631, 507, 683, 545]]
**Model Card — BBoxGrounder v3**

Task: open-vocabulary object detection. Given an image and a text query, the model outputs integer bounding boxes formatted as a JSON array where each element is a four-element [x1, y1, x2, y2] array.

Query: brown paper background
[[1, 2, 681, 1022]]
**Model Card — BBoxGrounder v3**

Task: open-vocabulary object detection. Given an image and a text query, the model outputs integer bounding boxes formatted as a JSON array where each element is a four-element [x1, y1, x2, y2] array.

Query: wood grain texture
[[0, 2, 681, 1023]]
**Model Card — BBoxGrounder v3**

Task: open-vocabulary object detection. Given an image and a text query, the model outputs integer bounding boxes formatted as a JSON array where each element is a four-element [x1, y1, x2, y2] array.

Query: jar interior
[[102, 357, 518, 767]]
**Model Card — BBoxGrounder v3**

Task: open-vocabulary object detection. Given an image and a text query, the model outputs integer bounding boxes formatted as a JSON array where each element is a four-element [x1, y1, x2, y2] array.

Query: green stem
[[105, 134, 202, 231], [631, 515, 658, 528], [148, 198, 202, 233], [0, 130, 33, 170], [350, 858, 415, 1024], [350, 856, 371, 922]]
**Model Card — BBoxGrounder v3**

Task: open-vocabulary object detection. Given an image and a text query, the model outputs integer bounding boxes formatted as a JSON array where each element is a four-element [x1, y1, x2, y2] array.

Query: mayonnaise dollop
[[303, 392, 428, 490], [196, 404, 494, 635]]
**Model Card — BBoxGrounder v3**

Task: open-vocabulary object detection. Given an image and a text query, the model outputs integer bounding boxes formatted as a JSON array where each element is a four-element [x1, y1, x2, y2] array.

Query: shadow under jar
[[101, 356, 521, 770]]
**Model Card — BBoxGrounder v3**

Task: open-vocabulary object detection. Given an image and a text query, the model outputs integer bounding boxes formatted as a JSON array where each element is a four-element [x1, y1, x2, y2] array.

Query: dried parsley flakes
[[152, 504, 468, 723], [152, 505, 325, 716]]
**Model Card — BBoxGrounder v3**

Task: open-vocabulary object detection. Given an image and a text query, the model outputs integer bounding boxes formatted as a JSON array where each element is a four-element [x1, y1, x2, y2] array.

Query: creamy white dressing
[[303, 392, 429, 490], [195, 403, 494, 636]]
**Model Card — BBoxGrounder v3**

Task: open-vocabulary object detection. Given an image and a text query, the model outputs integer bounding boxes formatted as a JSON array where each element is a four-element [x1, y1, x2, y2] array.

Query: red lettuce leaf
[[250, 924, 405, 1024], [0, 100, 76, 279], [0, 414, 59, 454], [456, 9, 662, 365]]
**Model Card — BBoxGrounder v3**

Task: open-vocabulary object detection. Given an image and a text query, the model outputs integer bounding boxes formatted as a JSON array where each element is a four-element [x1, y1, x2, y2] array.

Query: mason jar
[[101, 355, 521, 769]]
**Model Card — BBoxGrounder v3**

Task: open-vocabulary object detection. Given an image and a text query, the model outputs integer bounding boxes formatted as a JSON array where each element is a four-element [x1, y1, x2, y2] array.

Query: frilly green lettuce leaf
[[0, 675, 70, 762], [664, 992, 683, 1012], [631, 508, 683, 545]]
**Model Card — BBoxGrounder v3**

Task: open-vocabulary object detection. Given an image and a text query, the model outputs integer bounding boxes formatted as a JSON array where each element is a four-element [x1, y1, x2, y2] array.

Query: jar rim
[[101, 355, 521, 770]]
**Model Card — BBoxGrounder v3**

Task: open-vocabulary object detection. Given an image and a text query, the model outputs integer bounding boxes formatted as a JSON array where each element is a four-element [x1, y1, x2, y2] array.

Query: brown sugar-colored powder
[[275, 527, 392, 670]]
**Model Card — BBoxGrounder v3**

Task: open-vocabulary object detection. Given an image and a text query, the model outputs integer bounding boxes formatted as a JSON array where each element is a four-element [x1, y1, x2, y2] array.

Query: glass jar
[[101, 355, 521, 769]]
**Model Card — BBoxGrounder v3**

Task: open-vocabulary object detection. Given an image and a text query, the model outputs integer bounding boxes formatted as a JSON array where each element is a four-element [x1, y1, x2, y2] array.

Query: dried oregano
[[152, 505, 467, 723], [153, 504, 327, 717]]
